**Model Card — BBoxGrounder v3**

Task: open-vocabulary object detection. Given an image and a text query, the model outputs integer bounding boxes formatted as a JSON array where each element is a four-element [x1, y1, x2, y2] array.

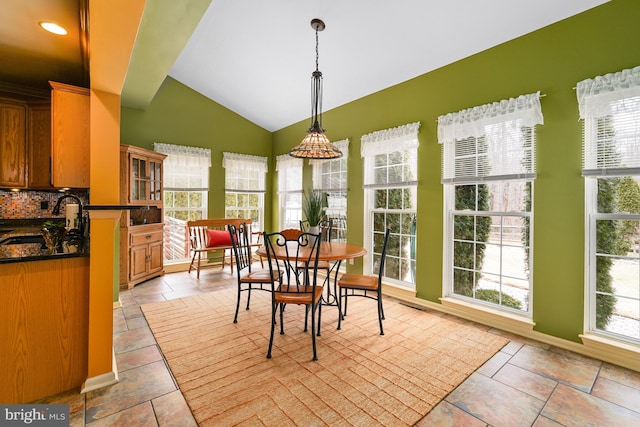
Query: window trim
[[361, 123, 420, 289]]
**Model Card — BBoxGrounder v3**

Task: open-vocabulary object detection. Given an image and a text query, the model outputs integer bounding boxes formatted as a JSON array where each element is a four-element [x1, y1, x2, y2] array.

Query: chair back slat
[[376, 225, 392, 281], [189, 225, 208, 250], [319, 218, 333, 242], [229, 223, 252, 274]]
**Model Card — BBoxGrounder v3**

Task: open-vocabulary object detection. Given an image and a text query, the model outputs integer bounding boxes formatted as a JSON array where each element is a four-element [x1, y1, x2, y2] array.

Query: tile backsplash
[[0, 190, 89, 219]]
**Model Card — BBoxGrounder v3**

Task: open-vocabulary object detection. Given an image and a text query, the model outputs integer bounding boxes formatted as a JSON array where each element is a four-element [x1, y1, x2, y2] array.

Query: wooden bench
[[187, 218, 261, 278]]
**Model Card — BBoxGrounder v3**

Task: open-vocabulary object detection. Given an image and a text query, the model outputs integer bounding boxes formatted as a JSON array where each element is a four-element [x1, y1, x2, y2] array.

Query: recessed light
[[39, 21, 67, 35]]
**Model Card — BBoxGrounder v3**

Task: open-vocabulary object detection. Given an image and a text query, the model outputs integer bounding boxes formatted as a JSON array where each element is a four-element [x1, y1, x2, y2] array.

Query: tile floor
[[34, 267, 640, 426]]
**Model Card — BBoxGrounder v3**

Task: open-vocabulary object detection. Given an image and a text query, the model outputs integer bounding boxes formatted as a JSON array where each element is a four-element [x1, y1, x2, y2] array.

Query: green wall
[[121, 78, 274, 224], [119, 1, 639, 343], [272, 0, 640, 342]]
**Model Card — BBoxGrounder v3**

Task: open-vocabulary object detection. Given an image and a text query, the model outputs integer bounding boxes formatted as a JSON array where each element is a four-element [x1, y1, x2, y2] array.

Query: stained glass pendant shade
[[289, 18, 342, 159]]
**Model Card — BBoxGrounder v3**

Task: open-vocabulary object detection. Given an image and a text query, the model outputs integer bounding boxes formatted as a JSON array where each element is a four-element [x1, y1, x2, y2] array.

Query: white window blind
[[361, 122, 420, 188], [578, 65, 640, 176], [222, 152, 268, 192], [276, 154, 303, 193], [438, 92, 543, 184], [311, 139, 349, 191], [154, 142, 211, 191]]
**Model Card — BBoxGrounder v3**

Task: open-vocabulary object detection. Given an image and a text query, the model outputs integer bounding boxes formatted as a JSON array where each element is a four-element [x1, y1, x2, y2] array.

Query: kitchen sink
[[0, 235, 46, 246]]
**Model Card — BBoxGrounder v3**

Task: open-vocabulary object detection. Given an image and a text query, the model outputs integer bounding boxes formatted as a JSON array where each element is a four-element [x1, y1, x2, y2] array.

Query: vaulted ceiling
[[2, 0, 609, 130]]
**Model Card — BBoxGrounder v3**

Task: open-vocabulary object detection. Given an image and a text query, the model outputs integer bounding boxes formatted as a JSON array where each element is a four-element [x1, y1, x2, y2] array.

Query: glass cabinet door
[[131, 156, 148, 201], [149, 160, 162, 201]]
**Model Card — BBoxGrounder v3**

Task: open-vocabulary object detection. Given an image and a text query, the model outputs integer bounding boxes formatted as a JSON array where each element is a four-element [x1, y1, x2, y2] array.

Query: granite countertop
[[0, 219, 89, 264]]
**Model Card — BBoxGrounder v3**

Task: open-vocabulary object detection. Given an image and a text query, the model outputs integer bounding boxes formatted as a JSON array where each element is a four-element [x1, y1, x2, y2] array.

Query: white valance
[[361, 122, 420, 157], [154, 142, 211, 190], [276, 154, 303, 171], [222, 152, 268, 173], [577, 65, 640, 120], [308, 139, 350, 165], [437, 92, 543, 143], [154, 142, 211, 166]]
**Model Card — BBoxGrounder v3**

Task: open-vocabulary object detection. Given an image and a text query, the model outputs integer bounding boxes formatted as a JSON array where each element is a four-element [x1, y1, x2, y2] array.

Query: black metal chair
[[300, 218, 333, 242], [229, 223, 282, 323], [263, 230, 323, 360], [337, 225, 391, 335]]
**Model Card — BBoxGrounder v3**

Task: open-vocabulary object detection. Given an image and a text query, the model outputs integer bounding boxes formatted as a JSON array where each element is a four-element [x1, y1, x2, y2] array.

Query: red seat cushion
[[206, 229, 232, 247]]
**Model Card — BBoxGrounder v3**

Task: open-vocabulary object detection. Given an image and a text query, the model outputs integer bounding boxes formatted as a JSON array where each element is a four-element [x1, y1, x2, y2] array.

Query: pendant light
[[289, 18, 342, 159]]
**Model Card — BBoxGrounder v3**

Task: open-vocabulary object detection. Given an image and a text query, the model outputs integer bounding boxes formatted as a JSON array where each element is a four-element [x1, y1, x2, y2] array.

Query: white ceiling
[[0, 1, 610, 130], [168, 0, 609, 132]]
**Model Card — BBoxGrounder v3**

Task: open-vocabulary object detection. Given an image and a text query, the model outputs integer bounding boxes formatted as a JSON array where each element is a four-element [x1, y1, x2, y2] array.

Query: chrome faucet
[[52, 194, 84, 235]]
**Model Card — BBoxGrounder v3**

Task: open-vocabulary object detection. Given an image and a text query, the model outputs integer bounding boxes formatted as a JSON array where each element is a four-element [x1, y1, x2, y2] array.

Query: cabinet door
[[149, 159, 163, 202], [148, 240, 164, 274], [129, 154, 148, 202], [50, 82, 89, 188], [0, 102, 27, 187], [28, 103, 52, 189], [130, 245, 149, 281]]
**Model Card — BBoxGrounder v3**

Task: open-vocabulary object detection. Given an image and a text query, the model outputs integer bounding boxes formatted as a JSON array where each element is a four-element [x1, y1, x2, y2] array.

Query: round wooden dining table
[[255, 241, 366, 305]]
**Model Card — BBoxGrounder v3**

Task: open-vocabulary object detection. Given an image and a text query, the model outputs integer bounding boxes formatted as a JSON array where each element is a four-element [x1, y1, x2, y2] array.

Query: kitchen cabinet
[[50, 81, 90, 188], [119, 144, 167, 289], [128, 225, 164, 283], [0, 100, 27, 188], [27, 101, 53, 189], [0, 257, 89, 403]]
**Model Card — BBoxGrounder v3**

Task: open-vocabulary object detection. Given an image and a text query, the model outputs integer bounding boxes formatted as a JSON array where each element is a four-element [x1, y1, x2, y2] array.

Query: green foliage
[[42, 220, 65, 232], [615, 176, 640, 254], [475, 289, 522, 309], [303, 188, 326, 226], [596, 178, 618, 329], [453, 184, 491, 296]]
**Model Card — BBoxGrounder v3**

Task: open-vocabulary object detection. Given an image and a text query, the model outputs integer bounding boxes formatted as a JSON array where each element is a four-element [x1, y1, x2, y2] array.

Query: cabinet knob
[[146, 235, 151, 239]]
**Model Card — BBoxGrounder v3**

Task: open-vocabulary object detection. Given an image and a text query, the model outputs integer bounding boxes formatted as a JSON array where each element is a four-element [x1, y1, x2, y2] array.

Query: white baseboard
[[81, 349, 119, 393]]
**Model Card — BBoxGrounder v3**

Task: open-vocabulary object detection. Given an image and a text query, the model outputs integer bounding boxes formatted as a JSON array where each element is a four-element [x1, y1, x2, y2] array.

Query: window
[[362, 123, 419, 289], [154, 143, 211, 262], [579, 65, 640, 343], [311, 139, 349, 242], [223, 152, 268, 231], [276, 154, 303, 230], [439, 92, 543, 314]]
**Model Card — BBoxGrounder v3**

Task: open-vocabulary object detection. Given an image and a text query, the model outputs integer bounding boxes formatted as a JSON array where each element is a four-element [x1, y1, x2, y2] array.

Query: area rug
[[141, 287, 508, 426]]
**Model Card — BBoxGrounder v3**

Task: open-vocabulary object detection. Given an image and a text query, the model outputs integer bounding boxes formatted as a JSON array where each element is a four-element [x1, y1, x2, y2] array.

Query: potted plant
[[41, 220, 67, 254], [302, 189, 326, 235]]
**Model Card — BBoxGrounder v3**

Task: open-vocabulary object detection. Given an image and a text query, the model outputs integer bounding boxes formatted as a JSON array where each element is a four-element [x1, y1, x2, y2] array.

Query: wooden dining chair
[[337, 225, 391, 335], [229, 223, 282, 323], [263, 230, 323, 360], [293, 221, 332, 276]]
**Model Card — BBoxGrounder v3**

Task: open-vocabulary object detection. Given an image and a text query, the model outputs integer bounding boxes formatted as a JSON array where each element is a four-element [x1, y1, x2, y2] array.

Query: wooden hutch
[[119, 144, 167, 289]]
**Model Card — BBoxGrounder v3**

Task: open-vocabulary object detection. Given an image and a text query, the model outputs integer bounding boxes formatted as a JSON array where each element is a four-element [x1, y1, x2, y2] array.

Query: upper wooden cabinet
[[50, 81, 90, 188], [0, 100, 27, 188], [120, 144, 167, 207], [27, 102, 53, 189]]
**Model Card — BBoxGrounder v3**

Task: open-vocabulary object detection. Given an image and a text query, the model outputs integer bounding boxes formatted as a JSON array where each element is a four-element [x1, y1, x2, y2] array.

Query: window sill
[[381, 286, 535, 336], [439, 297, 535, 336], [580, 333, 640, 372]]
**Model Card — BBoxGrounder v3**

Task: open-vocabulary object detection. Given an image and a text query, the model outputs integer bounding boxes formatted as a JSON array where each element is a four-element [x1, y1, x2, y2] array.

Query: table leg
[[320, 259, 343, 306]]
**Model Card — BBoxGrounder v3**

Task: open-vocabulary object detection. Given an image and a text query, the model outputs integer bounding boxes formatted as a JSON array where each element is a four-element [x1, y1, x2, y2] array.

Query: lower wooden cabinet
[[120, 223, 164, 289], [0, 257, 89, 403]]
